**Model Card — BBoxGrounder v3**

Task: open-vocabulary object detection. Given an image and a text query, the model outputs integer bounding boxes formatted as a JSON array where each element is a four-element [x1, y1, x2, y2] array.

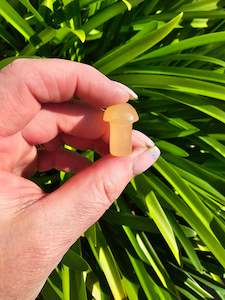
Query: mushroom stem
[[109, 122, 132, 157], [103, 103, 139, 157]]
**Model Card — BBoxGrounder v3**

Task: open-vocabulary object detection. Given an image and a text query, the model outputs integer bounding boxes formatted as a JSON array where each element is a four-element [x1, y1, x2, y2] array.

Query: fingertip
[[132, 146, 160, 176], [99, 80, 138, 107], [99, 81, 130, 107], [132, 130, 155, 148], [112, 81, 138, 100]]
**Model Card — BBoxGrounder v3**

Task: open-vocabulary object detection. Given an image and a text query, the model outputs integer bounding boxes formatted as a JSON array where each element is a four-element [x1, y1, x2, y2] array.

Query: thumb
[[36, 141, 160, 250]]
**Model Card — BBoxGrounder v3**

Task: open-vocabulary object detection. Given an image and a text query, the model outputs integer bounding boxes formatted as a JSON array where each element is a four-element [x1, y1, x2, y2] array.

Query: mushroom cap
[[103, 103, 139, 123]]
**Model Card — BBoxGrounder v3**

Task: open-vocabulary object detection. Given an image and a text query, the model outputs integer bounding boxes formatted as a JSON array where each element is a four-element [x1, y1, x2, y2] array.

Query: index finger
[[0, 58, 137, 137]]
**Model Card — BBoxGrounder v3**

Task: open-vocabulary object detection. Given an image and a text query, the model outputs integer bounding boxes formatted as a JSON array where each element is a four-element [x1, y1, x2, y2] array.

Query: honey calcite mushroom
[[103, 103, 139, 157]]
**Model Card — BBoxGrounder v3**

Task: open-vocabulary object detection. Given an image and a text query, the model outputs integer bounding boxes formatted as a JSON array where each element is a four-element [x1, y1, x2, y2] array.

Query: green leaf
[[156, 140, 189, 157], [138, 173, 225, 268], [136, 31, 225, 61], [116, 200, 176, 291], [82, 0, 144, 34], [122, 0, 132, 10], [71, 241, 88, 300], [47, 275, 63, 299], [137, 118, 199, 138], [199, 136, 225, 159], [80, 0, 104, 7], [112, 74, 225, 101], [0, 24, 18, 48], [133, 10, 225, 22], [120, 66, 225, 84], [19, 0, 46, 25], [141, 0, 159, 15], [140, 90, 225, 125], [71, 29, 86, 43], [86, 271, 111, 300], [85, 223, 126, 300], [61, 249, 90, 272], [0, 0, 35, 40], [61, 265, 71, 300], [185, 277, 214, 299], [164, 154, 225, 194], [145, 191, 180, 264], [21, 27, 56, 55], [103, 210, 159, 233], [41, 280, 62, 300], [151, 53, 225, 68], [176, 286, 200, 300], [126, 249, 176, 300], [166, 212, 204, 273], [121, 276, 140, 300], [154, 157, 213, 227], [137, 232, 176, 291], [188, 270, 225, 295], [95, 13, 183, 74], [171, 164, 225, 206], [180, 0, 218, 12]]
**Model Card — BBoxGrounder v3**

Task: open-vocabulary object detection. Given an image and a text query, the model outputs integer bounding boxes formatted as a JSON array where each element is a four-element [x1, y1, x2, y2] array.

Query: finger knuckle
[[94, 172, 119, 206]]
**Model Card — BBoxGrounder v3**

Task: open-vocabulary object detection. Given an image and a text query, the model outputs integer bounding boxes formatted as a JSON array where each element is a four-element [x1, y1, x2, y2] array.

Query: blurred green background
[[1, 0, 225, 299]]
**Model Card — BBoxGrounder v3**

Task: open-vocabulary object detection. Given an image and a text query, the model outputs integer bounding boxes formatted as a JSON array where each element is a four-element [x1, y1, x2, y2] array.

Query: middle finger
[[22, 102, 107, 145]]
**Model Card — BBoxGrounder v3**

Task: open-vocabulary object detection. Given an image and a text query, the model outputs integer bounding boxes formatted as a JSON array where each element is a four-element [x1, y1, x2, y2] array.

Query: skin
[[0, 58, 160, 300]]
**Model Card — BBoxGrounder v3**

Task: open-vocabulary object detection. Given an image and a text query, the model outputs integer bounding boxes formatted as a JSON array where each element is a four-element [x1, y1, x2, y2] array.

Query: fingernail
[[132, 130, 155, 148], [133, 146, 160, 175], [113, 81, 138, 100]]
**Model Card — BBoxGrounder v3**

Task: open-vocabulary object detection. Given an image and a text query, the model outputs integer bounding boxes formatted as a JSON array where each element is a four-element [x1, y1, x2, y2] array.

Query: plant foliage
[[1, 0, 225, 299]]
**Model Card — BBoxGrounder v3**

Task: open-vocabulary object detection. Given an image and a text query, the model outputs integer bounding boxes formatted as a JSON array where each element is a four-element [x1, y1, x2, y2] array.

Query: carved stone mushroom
[[103, 103, 139, 157]]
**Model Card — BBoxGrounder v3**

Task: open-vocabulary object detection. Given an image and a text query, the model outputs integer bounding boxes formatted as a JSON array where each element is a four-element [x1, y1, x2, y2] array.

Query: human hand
[[0, 58, 160, 300]]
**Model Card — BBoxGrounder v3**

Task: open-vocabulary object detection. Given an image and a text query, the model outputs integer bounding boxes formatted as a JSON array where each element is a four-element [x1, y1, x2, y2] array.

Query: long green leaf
[[139, 90, 225, 125], [137, 232, 176, 291], [61, 249, 90, 272], [71, 241, 88, 300], [126, 249, 176, 300], [136, 173, 225, 268], [166, 212, 203, 273], [150, 54, 225, 68], [199, 136, 225, 159], [119, 66, 225, 84], [0, 0, 35, 40], [171, 164, 225, 205], [112, 74, 225, 101], [116, 200, 176, 291], [145, 191, 180, 264], [103, 210, 159, 232], [0, 24, 18, 48], [82, 0, 144, 34], [154, 157, 213, 228], [95, 13, 183, 74], [164, 154, 225, 193], [85, 271, 110, 300], [156, 140, 189, 157], [21, 27, 56, 55], [19, 0, 46, 24], [41, 280, 62, 300], [136, 31, 225, 61], [85, 223, 126, 300], [133, 10, 225, 22]]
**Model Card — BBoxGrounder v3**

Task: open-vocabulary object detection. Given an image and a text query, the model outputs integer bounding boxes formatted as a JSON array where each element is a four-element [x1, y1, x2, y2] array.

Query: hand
[[0, 58, 160, 300]]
